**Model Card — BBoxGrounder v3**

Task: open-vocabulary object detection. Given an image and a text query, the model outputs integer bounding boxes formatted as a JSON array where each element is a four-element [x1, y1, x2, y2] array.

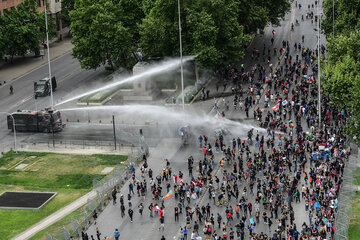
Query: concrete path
[[12, 190, 96, 240]]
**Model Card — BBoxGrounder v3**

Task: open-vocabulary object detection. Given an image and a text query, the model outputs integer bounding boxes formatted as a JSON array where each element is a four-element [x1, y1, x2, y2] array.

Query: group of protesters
[[82, 0, 351, 239]]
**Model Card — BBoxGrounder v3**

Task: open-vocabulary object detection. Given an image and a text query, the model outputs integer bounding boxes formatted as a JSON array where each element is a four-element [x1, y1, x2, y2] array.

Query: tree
[[324, 55, 360, 140], [60, 0, 74, 26], [139, 0, 251, 68], [322, 0, 360, 36], [236, 0, 291, 34], [116, 0, 145, 43], [0, 0, 55, 62], [326, 30, 360, 65], [322, 29, 360, 141], [70, 0, 140, 70]]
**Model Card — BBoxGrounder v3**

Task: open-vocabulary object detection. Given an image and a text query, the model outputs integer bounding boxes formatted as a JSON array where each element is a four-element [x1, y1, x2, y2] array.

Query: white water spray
[[60, 105, 263, 137], [55, 57, 195, 107]]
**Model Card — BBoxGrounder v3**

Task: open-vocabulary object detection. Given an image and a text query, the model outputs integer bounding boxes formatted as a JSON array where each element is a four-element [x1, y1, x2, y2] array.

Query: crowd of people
[[82, 1, 351, 240]]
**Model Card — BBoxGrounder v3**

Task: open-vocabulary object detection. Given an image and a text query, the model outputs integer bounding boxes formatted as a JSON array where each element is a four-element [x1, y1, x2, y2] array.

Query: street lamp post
[[43, 0, 54, 109], [177, 0, 185, 110], [317, 8, 321, 128], [0, 112, 17, 153], [332, 0, 335, 37]]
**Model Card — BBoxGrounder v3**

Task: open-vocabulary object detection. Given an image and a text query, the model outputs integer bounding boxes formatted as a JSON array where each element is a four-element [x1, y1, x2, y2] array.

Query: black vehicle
[[34, 76, 57, 97], [7, 109, 63, 133]]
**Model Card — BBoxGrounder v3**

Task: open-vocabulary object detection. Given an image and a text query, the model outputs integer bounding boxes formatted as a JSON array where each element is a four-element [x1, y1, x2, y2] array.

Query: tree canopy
[[70, 0, 141, 70], [237, 0, 290, 34], [322, 0, 360, 36], [0, 0, 55, 62], [139, 0, 250, 68], [69, 0, 290, 69], [322, 0, 360, 141]]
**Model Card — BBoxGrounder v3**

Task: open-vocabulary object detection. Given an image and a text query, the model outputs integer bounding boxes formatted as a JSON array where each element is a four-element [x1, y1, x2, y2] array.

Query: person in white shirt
[[191, 231, 197, 240]]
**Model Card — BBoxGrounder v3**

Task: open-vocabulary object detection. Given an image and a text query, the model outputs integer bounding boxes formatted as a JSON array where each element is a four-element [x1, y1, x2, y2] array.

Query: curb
[[10, 49, 73, 83]]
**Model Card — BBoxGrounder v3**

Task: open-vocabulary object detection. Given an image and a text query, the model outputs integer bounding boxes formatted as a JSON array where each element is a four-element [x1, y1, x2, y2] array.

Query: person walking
[[128, 208, 134, 222], [129, 182, 134, 195], [120, 203, 125, 218], [114, 229, 120, 240], [149, 203, 154, 217], [191, 192, 197, 205], [112, 187, 117, 205], [138, 203, 144, 216], [175, 206, 179, 222], [159, 215, 165, 231]]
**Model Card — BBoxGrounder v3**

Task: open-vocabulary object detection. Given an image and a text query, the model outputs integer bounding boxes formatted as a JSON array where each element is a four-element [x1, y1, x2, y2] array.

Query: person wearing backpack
[[207, 226, 212, 239], [217, 213, 222, 228]]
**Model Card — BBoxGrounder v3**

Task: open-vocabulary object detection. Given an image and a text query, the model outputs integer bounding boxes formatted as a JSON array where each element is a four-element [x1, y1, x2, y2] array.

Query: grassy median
[[0, 151, 127, 239]]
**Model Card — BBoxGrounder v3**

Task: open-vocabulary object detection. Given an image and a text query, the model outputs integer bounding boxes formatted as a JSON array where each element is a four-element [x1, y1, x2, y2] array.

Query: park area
[[0, 151, 127, 239]]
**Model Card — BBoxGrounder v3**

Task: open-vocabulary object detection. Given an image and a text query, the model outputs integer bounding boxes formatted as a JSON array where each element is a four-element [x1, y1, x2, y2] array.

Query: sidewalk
[[12, 190, 97, 240], [0, 38, 74, 83]]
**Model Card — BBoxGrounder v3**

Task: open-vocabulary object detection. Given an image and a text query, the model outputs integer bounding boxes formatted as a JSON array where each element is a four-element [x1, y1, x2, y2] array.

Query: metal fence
[[45, 154, 140, 240], [334, 143, 359, 240]]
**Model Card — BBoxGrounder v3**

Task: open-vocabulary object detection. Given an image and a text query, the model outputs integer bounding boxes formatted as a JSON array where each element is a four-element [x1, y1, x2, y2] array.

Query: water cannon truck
[[7, 108, 64, 133]]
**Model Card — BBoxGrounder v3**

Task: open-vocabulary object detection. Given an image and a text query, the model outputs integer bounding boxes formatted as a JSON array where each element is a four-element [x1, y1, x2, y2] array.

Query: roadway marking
[[16, 94, 34, 106], [14, 70, 79, 107]]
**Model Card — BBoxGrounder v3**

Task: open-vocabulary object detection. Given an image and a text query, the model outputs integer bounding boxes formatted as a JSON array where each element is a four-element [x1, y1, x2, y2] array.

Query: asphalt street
[[0, 52, 111, 152]]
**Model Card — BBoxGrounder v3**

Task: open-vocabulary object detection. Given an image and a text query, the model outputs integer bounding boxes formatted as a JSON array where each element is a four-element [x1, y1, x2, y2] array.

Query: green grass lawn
[[79, 88, 118, 103], [349, 167, 360, 240], [0, 151, 127, 240], [349, 191, 360, 240]]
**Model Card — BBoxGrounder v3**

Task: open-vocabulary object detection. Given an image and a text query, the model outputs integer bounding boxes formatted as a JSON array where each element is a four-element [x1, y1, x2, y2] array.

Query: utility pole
[[44, 0, 54, 109], [178, 0, 185, 110], [112, 115, 117, 150], [1, 113, 17, 153]]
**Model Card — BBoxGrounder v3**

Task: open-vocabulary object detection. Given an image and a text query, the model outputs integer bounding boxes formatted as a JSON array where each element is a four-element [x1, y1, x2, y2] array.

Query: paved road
[[0, 52, 111, 153]]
